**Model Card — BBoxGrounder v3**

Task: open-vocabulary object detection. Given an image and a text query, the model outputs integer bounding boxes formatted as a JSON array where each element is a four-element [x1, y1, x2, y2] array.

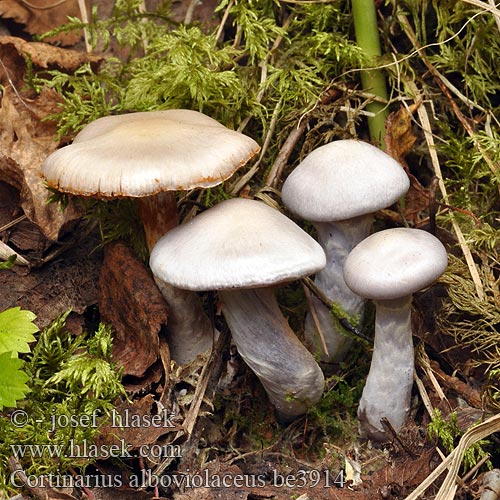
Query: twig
[[461, 453, 490, 484], [488, 0, 500, 32], [413, 371, 435, 418], [461, 0, 500, 18], [417, 344, 449, 405], [231, 97, 281, 195], [301, 277, 371, 344], [380, 417, 417, 459], [398, 14, 500, 194], [0, 215, 27, 233], [215, 0, 234, 43], [184, 0, 200, 24], [265, 88, 340, 188], [0, 57, 31, 111], [265, 120, 308, 189], [303, 284, 330, 357], [430, 359, 482, 409]]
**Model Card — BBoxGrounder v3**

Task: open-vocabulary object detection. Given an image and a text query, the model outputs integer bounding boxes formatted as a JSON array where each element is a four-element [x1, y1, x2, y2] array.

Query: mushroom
[[42, 109, 260, 364], [150, 197, 326, 420], [343, 227, 448, 441], [281, 140, 409, 362]]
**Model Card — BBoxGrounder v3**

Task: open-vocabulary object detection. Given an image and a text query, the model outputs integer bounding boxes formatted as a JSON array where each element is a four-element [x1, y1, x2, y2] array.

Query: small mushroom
[[343, 227, 448, 441], [150, 198, 326, 420], [42, 109, 260, 364], [281, 140, 409, 362]]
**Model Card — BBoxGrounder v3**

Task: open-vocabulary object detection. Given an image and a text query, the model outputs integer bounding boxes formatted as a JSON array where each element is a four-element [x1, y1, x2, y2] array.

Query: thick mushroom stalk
[[357, 296, 414, 441], [305, 215, 373, 361], [137, 192, 179, 250], [138, 192, 216, 364], [220, 287, 325, 420], [154, 277, 215, 365]]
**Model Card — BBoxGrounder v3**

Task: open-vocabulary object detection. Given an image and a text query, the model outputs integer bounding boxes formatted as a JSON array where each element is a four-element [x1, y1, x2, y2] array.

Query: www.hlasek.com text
[[11, 439, 182, 460]]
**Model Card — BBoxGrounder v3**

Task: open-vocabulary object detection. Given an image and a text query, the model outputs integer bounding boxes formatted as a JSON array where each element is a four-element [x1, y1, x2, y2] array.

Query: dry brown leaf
[[385, 104, 419, 166], [0, 233, 102, 328], [385, 104, 431, 226], [0, 36, 102, 241], [0, 0, 83, 46], [0, 35, 100, 71], [98, 241, 167, 377]]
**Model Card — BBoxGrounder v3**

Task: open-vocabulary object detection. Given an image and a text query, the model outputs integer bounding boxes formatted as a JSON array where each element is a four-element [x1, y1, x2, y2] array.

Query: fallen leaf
[[385, 103, 431, 226], [0, 36, 102, 241], [0, 0, 84, 46], [98, 241, 167, 377], [0, 233, 102, 328], [385, 103, 420, 166]]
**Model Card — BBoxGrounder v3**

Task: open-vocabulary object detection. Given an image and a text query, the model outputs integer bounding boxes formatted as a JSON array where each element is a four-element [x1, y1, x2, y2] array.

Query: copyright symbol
[[10, 410, 29, 427]]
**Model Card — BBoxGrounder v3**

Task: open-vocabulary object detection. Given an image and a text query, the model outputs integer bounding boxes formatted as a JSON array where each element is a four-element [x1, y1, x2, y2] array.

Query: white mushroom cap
[[42, 109, 260, 198], [343, 228, 448, 300], [150, 198, 326, 291], [281, 140, 409, 221]]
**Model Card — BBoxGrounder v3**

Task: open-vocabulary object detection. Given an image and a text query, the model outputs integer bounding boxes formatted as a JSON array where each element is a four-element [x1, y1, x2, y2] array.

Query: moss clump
[[0, 312, 125, 496]]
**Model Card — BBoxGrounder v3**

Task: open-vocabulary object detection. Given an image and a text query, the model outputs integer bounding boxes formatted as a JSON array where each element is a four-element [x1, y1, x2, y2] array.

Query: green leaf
[[0, 352, 30, 409], [0, 308, 38, 355]]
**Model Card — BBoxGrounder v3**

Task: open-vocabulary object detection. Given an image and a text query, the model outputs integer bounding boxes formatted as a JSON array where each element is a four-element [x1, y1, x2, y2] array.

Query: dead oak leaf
[[0, 36, 102, 240], [0, 35, 101, 73], [385, 103, 431, 226], [0, 0, 83, 46], [98, 241, 167, 377], [385, 103, 420, 166]]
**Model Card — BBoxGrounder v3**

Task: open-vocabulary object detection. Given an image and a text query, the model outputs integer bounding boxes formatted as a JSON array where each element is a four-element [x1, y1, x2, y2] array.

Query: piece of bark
[[98, 241, 167, 377]]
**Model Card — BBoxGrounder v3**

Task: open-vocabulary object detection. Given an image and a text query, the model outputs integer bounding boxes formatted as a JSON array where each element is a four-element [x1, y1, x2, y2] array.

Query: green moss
[[427, 408, 492, 473], [0, 312, 125, 496]]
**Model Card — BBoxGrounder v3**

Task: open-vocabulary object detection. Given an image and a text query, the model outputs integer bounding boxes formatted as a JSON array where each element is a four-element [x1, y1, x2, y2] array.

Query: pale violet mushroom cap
[[150, 198, 326, 291], [42, 109, 260, 198], [281, 140, 410, 221], [343, 228, 448, 301]]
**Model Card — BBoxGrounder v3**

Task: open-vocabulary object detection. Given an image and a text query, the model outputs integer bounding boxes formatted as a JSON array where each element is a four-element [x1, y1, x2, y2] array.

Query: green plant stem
[[351, 0, 389, 147]]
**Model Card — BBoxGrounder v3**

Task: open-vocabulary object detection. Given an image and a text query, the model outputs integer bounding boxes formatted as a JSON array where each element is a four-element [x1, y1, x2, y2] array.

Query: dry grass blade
[[488, 0, 500, 31], [461, 0, 500, 19], [77, 0, 91, 52], [0, 241, 29, 266], [403, 80, 486, 301], [404, 413, 500, 500]]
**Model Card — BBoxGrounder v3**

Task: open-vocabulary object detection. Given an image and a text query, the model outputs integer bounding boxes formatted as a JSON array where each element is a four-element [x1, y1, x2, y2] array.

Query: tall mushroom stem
[[305, 214, 373, 362], [137, 192, 180, 250], [154, 277, 216, 365], [140, 192, 215, 365], [357, 296, 414, 441], [220, 287, 325, 420]]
